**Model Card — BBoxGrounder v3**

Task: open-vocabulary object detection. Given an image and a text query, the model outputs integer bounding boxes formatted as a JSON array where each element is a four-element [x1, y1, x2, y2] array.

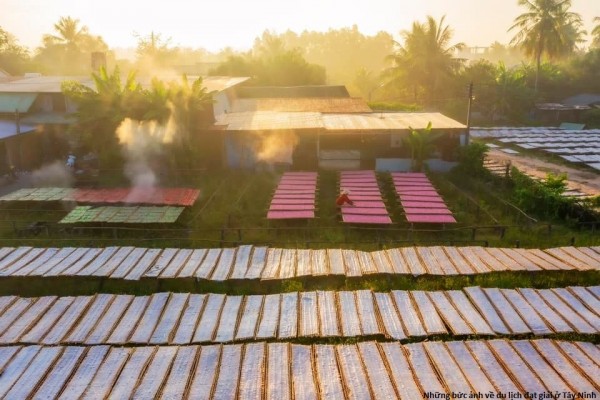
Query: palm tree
[[168, 76, 214, 137], [509, 0, 586, 93], [404, 122, 441, 172], [592, 17, 600, 48], [37, 16, 108, 74], [63, 66, 141, 158], [387, 15, 464, 105], [44, 16, 89, 52]]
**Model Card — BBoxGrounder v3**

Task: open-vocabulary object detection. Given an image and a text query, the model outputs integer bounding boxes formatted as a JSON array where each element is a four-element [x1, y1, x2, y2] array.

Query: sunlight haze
[[2, 0, 598, 51]]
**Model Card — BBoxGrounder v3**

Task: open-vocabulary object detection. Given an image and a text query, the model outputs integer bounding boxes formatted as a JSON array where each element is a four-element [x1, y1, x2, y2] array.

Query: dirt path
[[488, 149, 600, 196]]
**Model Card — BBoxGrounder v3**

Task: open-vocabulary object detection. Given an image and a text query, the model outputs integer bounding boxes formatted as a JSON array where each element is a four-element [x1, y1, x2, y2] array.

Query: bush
[[511, 169, 599, 223], [453, 142, 489, 177], [581, 108, 600, 129]]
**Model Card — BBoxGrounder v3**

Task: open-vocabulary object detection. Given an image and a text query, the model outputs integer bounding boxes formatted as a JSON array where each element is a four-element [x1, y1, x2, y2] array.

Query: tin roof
[[231, 97, 371, 113], [215, 111, 465, 132], [323, 112, 465, 131], [0, 120, 37, 140], [0, 93, 37, 113], [215, 111, 324, 131], [0, 75, 249, 94]]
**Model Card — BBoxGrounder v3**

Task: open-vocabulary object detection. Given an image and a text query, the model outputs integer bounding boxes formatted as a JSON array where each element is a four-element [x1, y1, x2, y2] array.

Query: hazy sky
[[2, 0, 598, 51]]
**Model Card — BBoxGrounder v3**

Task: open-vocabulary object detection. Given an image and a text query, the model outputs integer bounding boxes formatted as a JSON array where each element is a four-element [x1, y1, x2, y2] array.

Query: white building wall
[[213, 91, 231, 118]]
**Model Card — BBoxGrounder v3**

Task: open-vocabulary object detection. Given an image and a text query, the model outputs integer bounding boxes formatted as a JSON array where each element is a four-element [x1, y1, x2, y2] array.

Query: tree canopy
[[509, 0, 586, 91], [35, 16, 111, 74], [387, 15, 464, 105], [592, 17, 600, 48], [63, 67, 213, 167], [0, 26, 30, 74], [210, 34, 326, 86]]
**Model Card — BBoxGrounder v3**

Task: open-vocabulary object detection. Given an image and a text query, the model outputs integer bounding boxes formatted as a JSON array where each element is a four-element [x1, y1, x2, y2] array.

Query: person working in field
[[336, 189, 354, 206]]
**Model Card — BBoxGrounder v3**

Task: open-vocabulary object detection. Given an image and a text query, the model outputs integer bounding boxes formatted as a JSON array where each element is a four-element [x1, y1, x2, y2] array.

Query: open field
[[0, 171, 597, 399], [0, 169, 597, 250]]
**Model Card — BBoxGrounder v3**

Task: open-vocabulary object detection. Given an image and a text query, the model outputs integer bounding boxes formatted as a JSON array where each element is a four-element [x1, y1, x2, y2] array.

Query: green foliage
[[467, 61, 534, 123], [0, 26, 31, 74], [35, 16, 112, 74], [386, 15, 464, 105], [512, 170, 566, 213], [403, 122, 442, 171], [454, 142, 489, 176], [509, 0, 586, 91], [511, 169, 598, 222], [134, 31, 176, 69], [63, 67, 213, 168], [564, 49, 600, 95], [280, 279, 304, 293], [593, 17, 600, 48], [581, 108, 600, 129], [62, 66, 138, 160], [258, 27, 393, 91], [210, 41, 326, 86]]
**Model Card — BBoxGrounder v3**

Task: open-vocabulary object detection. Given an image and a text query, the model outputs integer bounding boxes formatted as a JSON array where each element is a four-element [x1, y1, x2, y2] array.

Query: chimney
[[91, 52, 107, 71]]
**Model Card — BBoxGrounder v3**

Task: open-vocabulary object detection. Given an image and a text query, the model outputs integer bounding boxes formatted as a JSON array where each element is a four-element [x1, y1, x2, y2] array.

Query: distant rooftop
[[536, 103, 591, 111], [0, 75, 249, 94], [236, 85, 350, 99], [230, 97, 371, 113], [562, 93, 600, 107]]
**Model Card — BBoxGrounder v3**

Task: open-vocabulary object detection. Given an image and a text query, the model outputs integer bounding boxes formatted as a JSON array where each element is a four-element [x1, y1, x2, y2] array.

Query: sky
[[1, 0, 598, 52]]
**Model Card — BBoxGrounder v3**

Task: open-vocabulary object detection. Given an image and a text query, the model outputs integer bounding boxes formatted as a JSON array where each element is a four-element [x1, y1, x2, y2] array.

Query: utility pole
[[15, 109, 20, 135], [466, 82, 473, 145]]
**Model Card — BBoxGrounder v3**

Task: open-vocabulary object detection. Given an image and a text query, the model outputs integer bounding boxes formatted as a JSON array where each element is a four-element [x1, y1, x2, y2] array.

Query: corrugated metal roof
[[202, 76, 249, 93], [0, 120, 37, 140], [215, 111, 465, 132], [20, 113, 75, 125], [0, 76, 92, 93], [562, 93, 600, 106], [323, 112, 465, 131], [0, 93, 37, 113], [0, 75, 249, 94], [231, 97, 371, 113], [215, 111, 324, 131]]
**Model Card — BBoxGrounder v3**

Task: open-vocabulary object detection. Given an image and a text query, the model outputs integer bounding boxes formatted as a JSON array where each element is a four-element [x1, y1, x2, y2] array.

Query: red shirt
[[336, 193, 353, 206]]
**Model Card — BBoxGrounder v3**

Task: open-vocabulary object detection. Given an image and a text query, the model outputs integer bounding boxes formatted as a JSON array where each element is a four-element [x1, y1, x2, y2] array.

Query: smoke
[[31, 161, 74, 187], [255, 131, 298, 165], [116, 110, 179, 189]]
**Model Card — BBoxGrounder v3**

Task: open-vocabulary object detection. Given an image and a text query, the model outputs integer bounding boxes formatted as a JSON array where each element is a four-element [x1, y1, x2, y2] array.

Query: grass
[[1, 270, 597, 297], [0, 168, 597, 251]]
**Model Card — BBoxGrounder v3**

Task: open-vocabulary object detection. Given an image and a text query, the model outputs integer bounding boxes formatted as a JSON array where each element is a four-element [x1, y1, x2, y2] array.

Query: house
[[214, 108, 466, 171], [535, 103, 591, 125], [0, 74, 250, 170], [562, 93, 600, 108]]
